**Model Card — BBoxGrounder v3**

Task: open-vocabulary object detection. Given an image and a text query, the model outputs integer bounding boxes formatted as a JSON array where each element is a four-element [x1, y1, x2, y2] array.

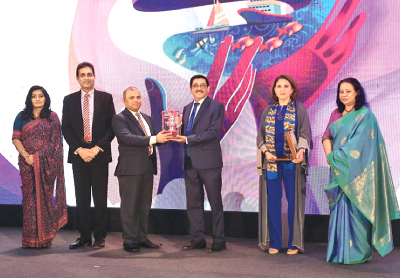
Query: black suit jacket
[[62, 89, 116, 164], [182, 96, 224, 170], [112, 108, 157, 176]]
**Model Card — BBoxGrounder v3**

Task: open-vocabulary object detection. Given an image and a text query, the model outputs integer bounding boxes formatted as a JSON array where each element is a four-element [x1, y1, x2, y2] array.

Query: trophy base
[[171, 130, 178, 138], [275, 158, 293, 161]]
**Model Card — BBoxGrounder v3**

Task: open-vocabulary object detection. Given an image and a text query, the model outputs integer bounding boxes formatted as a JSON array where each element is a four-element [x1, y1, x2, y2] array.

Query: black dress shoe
[[92, 238, 105, 249], [206, 242, 226, 253], [69, 237, 92, 249], [140, 239, 162, 248], [181, 239, 206, 250], [123, 243, 140, 253]]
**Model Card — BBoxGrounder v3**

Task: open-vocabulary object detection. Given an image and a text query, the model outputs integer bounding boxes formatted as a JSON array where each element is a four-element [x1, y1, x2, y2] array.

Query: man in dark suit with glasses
[[172, 74, 226, 253]]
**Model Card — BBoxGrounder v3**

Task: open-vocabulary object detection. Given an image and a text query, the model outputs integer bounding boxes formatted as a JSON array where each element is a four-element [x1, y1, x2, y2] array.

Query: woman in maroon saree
[[12, 85, 67, 248]]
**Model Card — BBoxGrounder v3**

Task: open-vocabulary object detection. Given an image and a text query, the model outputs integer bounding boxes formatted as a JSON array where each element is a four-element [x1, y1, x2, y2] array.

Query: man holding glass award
[[172, 74, 226, 253], [112, 87, 171, 252]]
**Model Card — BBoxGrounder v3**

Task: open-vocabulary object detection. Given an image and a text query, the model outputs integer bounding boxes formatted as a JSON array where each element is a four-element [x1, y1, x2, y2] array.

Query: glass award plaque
[[162, 110, 182, 137]]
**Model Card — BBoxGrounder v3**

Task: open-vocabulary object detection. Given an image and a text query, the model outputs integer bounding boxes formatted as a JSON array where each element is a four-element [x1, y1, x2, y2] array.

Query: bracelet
[[20, 150, 27, 155]]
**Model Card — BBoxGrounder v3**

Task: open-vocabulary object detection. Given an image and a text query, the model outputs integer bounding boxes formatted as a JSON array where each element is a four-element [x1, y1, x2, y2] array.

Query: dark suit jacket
[[112, 108, 157, 176], [62, 89, 116, 164], [183, 96, 224, 170]]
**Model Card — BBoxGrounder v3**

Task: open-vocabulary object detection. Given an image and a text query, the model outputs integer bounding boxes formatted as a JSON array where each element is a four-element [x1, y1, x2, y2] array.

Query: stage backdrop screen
[[1, 0, 399, 215]]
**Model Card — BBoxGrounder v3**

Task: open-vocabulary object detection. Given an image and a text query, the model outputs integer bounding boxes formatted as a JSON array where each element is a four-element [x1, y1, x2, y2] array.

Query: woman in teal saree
[[322, 78, 400, 264]]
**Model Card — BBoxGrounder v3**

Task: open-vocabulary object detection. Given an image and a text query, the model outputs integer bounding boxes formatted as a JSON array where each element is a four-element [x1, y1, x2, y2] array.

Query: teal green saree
[[325, 106, 400, 264]]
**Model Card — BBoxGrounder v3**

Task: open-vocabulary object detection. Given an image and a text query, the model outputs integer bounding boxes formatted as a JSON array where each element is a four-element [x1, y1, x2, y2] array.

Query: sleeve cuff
[[150, 136, 157, 146], [74, 147, 81, 155], [322, 137, 333, 142], [297, 137, 309, 150]]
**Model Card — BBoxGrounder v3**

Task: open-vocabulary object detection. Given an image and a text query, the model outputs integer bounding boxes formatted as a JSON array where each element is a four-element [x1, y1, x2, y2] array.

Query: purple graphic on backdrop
[[2, 0, 399, 215]]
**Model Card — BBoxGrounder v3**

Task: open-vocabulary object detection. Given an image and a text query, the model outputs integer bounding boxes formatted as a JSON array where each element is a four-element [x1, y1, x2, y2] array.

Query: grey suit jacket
[[112, 108, 157, 176], [182, 96, 224, 170]]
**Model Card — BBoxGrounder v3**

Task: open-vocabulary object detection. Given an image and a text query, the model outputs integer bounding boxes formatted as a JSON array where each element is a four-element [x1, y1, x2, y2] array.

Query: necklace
[[344, 107, 354, 113]]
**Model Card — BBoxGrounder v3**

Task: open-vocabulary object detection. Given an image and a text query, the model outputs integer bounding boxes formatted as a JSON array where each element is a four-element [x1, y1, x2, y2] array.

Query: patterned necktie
[[136, 113, 152, 156], [83, 93, 91, 142], [185, 102, 199, 156]]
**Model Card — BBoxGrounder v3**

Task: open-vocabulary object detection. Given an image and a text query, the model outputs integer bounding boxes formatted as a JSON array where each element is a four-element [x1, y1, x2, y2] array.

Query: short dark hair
[[190, 74, 209, 87], [22, 85, 51, 119], [123, 86, 139, 99], [336, 77, 368, 113], [270, 75, 300, 103], [76, 62, 95, 77]]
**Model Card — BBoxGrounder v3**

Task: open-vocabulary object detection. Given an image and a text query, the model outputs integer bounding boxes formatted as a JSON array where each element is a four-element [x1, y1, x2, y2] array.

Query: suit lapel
[[122, 108, 146, 135], [142, 113, 155, 135], [92, 89, 100, 127], [183, 103, 192, 135], [74, 91, 84, 136], [192, 96, 210, 129]]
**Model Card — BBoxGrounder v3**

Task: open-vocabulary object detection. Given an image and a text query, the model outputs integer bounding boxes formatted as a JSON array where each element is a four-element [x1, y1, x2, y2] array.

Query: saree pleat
[[13, 112, 67, 248]]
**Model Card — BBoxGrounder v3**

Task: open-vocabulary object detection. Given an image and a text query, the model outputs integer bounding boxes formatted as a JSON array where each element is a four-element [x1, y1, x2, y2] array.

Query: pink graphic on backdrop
[[68, 0, 369, 212]]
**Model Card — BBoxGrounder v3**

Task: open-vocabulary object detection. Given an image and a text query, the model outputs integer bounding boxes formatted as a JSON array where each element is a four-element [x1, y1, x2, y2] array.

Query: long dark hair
[[22, 85, 51, 119], [336, 78, 368, 113]]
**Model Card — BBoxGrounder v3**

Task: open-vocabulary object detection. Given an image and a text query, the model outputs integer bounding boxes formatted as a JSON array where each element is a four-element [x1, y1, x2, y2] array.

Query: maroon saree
[[12, 111, 67, 248]]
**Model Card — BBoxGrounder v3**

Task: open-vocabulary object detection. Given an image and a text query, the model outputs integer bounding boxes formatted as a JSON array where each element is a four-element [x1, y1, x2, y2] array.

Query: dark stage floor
[[1, 227, 399, 278]]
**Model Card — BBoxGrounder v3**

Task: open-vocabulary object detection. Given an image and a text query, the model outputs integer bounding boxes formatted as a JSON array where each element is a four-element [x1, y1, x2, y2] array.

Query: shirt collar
[[128, 109, 141, 117], [194, 96, 207, 105], [81, 88, 94, 97]]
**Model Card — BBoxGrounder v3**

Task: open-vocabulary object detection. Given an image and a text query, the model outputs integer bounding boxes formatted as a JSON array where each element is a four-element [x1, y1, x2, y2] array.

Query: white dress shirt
[[186, 96, 207, 144], [81, 89, 94, 136], [129, 110, 157, 154]]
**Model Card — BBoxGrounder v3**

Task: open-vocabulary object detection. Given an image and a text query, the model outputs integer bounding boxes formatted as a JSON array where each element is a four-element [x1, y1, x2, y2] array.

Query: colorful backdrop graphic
[[1, 0, 400, 215]]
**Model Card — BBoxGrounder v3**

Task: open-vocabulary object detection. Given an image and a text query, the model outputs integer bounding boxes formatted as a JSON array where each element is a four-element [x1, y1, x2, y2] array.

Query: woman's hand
[[25, 155, 34, 166], [292, 149, 304, 164], [264, 151, 277, 163]]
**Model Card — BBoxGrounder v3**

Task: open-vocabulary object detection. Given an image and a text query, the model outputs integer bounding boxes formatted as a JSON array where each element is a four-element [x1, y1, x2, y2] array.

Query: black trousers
[[117, 160, 154, 245], [185, 160, 225, 243], [72, 162, 109, 240]]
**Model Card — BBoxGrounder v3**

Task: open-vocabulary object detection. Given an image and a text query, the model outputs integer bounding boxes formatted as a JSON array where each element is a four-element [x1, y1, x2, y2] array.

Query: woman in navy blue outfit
[[257, 75, 312, 255]]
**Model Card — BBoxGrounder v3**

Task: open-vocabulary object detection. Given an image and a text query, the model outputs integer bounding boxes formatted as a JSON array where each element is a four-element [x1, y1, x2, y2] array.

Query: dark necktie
[[136, 113, 152, 156], [185, 102, 199, 156]]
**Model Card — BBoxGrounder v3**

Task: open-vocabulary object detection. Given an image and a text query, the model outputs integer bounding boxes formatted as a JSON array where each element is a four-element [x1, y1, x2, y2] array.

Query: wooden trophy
[[275, 131, 298, 161]]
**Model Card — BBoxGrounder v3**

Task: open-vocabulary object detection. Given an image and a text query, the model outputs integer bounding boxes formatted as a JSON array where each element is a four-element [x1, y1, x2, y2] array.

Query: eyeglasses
[[191, 84, 207, 89]]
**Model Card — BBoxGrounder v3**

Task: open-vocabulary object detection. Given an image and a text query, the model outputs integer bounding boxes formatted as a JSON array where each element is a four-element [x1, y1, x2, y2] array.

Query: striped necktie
[[83, 93, 91, 142], [136, 113, 152, 156]]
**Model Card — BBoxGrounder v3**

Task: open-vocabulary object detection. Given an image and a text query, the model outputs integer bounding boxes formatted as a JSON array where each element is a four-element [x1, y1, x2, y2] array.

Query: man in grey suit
[[112, 87, 171, 252], [173, 74, 226, 252]]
